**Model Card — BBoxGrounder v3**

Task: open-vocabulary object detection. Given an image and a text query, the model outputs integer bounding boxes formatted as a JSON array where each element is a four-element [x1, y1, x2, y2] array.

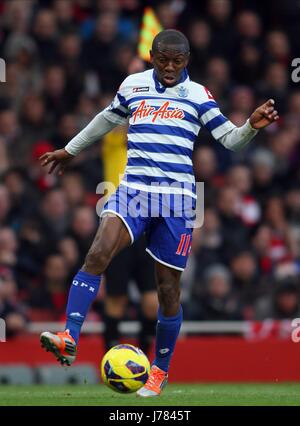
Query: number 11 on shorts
[[176, 233, 191, 256]]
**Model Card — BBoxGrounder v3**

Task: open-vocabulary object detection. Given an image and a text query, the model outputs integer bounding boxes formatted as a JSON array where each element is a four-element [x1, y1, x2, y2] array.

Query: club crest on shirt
[[132, 100, 185, 123], [175, 85, 189, 98]]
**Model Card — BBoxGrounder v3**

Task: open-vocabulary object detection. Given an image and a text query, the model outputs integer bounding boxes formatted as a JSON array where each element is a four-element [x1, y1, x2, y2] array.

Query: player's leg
[[153, 262, 182, 370], [133, 237, 158, 355], [139, 291, 158, 356], [103, 295, 128, 350], [137, 263, 182, 396], [137, 213, 192, 396], [40, 214, 131, 365], [103, 245, 132, 350]]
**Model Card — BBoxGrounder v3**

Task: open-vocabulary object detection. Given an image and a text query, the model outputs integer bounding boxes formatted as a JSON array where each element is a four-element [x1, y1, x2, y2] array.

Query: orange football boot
[[40, 329, 77, 366], [136, 365, 168, 397]]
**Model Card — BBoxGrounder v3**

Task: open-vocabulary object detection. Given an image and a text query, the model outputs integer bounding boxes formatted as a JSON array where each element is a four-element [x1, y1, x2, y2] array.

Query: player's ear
[[184, 52, 190, 67], [149, 50, 154, 64]]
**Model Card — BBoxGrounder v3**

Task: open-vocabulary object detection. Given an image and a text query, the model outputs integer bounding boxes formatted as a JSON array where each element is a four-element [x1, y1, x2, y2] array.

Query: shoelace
[[57, 330, 74, 341], [56, 331, 74, 350], [147, 368, 166, 389]]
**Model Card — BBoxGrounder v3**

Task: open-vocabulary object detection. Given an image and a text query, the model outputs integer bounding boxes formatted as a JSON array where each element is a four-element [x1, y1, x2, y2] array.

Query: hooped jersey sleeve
[[102, 78, 131, 125], [196, 85, 236, 140]]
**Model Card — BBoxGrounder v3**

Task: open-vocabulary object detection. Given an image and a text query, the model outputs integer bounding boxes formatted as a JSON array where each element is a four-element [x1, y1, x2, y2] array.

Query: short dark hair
[[152, 29, 190, 54]]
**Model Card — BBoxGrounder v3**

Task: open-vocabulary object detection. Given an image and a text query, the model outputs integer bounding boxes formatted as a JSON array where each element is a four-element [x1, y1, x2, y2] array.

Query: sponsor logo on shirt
[[204, 86, 214, 100], [133, 86, 150, 93], [132, 100, 185, 123]]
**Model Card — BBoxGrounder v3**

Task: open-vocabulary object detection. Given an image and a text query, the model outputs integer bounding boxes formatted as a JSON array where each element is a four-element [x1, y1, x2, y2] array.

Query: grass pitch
[[1, 383, 300, 406]]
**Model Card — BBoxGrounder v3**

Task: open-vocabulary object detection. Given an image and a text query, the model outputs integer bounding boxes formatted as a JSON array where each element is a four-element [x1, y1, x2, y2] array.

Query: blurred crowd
[[0, 0, 300, 335]]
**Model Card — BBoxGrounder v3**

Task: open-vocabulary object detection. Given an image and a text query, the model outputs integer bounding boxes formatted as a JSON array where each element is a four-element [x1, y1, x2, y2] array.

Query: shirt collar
[[152, 68, 189, 93]]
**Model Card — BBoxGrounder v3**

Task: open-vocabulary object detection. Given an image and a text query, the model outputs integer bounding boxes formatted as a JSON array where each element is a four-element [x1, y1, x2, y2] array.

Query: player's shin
[[139, 316, 156, 356], [153, 305, 183, 372], [65, 270, 102, 343], [103, 313, 121, 351]]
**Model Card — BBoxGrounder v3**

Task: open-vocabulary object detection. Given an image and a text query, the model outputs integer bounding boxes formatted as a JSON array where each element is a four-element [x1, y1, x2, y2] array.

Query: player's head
[[150, 29, 190, 87]]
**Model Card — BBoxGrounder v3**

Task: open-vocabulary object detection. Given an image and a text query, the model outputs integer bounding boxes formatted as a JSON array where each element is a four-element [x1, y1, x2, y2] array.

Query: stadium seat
[[36, 364, 99, 385], [0, 365, 35, 385]]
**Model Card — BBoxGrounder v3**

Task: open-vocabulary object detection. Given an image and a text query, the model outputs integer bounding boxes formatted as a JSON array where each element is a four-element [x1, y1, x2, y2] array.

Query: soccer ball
[[100, 344, 150, 393]]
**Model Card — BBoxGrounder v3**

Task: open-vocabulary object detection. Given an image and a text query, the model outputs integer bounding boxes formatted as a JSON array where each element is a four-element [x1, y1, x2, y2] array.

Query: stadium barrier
[[36, 364, 99, 385], [27, 321, 248, 335], [0, 365, 35, 385], [1, 321, 299, 383]]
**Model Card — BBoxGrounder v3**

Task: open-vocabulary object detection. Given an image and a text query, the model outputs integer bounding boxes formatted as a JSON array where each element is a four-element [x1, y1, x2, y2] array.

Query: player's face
[[150, 46, 189, 87]]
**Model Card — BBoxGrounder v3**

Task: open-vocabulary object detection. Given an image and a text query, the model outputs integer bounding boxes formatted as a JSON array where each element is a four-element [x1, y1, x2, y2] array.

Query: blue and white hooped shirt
[[103, 69, 235, 199]]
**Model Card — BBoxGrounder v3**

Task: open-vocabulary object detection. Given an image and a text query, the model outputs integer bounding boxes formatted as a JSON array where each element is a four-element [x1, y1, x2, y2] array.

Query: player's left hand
[[249, 99, 279, 129]]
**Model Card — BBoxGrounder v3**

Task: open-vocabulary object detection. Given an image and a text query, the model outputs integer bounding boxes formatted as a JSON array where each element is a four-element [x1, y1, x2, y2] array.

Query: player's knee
[[83, 247, 113, 274]]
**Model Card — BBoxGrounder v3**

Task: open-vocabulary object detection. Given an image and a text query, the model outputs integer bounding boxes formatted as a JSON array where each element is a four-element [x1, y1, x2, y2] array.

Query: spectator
[[265, 30, 291, 66], [226, 164, 261, 227], [0, 185, 11, 227], [30, 140, 57, 192], [69, 205, 97, 261], [205, 57, 231, 106], [58, 236, 80, 277], [0, 227, 18, 270], [230, 86, 255, 116], [2, 167, 38, 227], [52, 114, 79, 149], [0, 140, 9, 174], [188, 20, 211, 81], [233, 40, 262, 85], [29, 254, 70, 318], [257, 62, 290, 114], [235, 11, 262, 44], [61, 172, 87, 208], [82, 12, 120, 89], [255, 279, 300, 320], [42, 66, 72, 121], [0, 266, 27, 337], [229, 250, 261, 312], [32, 9, 59, 66], [53, 0, 77, 34], [35, 188, 70, 247], [207, 0, 235, 58], [250, 148, 277, 206], [20, 94, 52, 162], [187, 264, 242, 320], [217, 186, 249, 261], [192, 207, 224, 281]]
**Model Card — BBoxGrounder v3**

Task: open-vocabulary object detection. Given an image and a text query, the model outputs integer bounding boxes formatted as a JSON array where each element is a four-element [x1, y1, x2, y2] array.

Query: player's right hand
[[39, 148, 74, 175]]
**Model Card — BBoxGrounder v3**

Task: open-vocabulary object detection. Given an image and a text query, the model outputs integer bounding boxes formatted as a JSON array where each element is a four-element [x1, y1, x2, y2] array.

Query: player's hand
[[249, 99, 279, 129], [39, 148, 74, 175]]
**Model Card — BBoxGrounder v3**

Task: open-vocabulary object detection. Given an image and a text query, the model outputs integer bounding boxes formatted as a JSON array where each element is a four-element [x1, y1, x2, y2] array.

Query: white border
[[145, 248, 184, 271], [100, 209, 134, 244]]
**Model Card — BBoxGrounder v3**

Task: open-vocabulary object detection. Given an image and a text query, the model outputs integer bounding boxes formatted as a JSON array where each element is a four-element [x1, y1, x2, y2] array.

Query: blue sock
[[65, 270, 101, 344], [153, 306, 183, 373]]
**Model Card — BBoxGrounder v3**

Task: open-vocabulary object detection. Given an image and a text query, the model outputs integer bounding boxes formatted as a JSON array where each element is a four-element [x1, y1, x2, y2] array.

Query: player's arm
[[198, 87, 279, 151], [40, 85, 130, 175], [219, 99, 279, 151]]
